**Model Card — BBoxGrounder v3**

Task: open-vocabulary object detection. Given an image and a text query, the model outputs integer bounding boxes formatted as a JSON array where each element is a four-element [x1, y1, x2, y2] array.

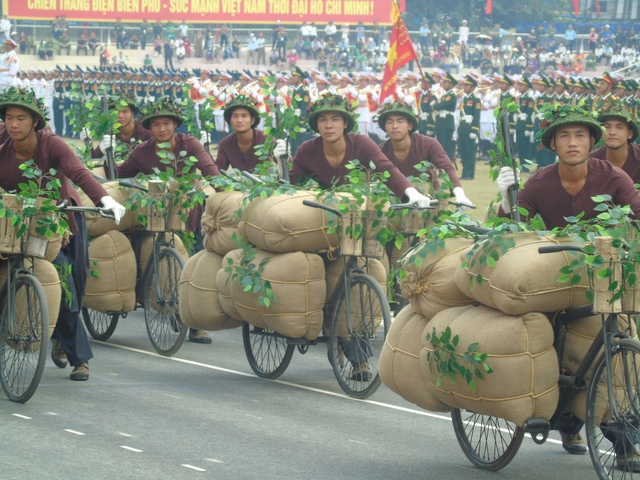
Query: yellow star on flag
[[387, 42, 398, 70]]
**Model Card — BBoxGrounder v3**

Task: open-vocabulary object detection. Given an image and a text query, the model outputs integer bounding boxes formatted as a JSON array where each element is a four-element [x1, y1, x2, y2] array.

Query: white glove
[[519, 113, 527, 121], [469, 133, 477, 140], [464, 114, 473, 123], [420, 112, 428, 120], [524, 130, 533, 138], [452, 186, 475, 209], [199, 130, 209, 145], [509, 128, 516, 135], [497, 166, 520, 212], [79, 126, 91, 141], [99, 135, 116, 155], [100, 196, 126, 225], [404, 187, 432, 209], [273, 139, 289, 159]]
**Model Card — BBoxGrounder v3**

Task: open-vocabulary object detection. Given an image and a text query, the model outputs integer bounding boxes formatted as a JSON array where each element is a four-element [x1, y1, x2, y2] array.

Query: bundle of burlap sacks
[[79, 181, 189, 316], [179, 190, 389, 339], [379, 231, 620, 427]]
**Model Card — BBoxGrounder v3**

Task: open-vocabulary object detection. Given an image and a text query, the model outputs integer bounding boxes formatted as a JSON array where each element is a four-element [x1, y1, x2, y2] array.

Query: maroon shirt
[[590, 143, 640, 184], [290, 133, 412, 198], [0, 129, 109, 234], [215, 129, 267, 172], [90, 119, 153, 159], [498, 158, 640, 228], [378, 134, 462, 190], [118, 132, 220, 232]]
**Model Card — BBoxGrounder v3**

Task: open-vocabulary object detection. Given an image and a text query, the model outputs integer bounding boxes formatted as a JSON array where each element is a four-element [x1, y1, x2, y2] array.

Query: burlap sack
[[84, 230, 136, 313], [324, 256, 388, 337], [178, 250, 244, 331], [77, 181, 142, 237], [400, 237, 475, 318], [201, 191, 245, 256], [379, 305, 451, 412], [555, 312, 638, 422], [215, 263, 243, 321], [241, 191, 356, 254], [454, 232, 590, 315], [0, 258, 61, 347], [420, 305, 559, 426], [224, 248, 326, 340]]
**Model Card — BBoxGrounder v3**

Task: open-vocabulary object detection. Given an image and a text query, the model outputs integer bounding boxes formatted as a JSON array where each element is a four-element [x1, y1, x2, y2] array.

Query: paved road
[[1, 311, 598, 479]]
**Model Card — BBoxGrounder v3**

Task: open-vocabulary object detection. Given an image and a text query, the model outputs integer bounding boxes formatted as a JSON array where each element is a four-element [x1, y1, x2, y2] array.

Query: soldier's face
[[150, 117, 177, 142], [316, 113, 346, 143], [462, 83, 474, 94], [4, 106, 38, 139], [550, 125, 595, 163], [385, 115, 412, 140], [603, 119, 632, 149], [229, 108, 254, 134], [117, 106, 134, 128], [596, 81, 610, 95], [441, 80, 452, 90]]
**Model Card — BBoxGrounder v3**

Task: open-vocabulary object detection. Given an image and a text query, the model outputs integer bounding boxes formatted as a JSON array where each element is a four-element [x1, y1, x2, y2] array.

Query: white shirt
[[0, 49, 19, 88], [0, 19, 10, 36]]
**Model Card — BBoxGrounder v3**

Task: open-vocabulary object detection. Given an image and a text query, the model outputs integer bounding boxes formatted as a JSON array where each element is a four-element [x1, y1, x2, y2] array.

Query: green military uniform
[[433, 72, 458, 164], [418, 73, 436, 137], [514, 77, 535, 170], [457, 75, 481, 180], [289, 66, 312, 156]]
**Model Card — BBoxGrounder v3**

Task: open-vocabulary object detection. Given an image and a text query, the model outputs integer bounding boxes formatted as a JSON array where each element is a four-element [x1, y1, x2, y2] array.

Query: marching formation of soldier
[[7, 62, 640, 178]]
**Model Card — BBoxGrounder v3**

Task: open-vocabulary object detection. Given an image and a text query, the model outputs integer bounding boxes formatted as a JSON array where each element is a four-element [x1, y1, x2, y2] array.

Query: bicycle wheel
[[82, 307, 119, 341], [144, 247, 187, 356], [0, 274, 49, 403], [328, 273, 391, 399], [451, 409, 524, 471], [585, 338, 640, 480], [242, 323, 295, 380]]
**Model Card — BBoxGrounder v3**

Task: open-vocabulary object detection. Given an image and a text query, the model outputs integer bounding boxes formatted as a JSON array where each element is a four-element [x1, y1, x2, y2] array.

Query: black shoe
[[70, 362, 89, 381], [617, 450, 640, 472], [561, 432, 587, 455], [351, 363, 372, 381], [189, 329, 212, 344], [51, 339, 68, 369]]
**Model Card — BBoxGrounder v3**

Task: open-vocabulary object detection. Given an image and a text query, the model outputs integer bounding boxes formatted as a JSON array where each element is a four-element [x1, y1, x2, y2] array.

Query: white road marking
[[65, 429, 85, 436], [349, 439, 367, 445], [12, 414, 31, 420], [93, 340, 564, 447], [205, 458, 223, 464], [120, 446, 143, 453], [45, 412, 59, 416], [182, 464, 206, 472], [162, 393, 181, 399], [118, 433, 133, 437], [245, 414, 262, 419]]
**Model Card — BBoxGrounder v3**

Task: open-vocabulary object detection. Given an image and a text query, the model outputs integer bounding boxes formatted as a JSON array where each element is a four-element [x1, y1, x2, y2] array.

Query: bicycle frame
[[134, 230, 174, 305], [0, 256, 28, 337], [526, 308, 635, 439]]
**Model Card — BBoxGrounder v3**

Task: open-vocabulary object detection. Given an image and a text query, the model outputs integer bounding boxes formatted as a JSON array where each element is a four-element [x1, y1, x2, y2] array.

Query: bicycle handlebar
[[390, 199, 440, 210], [118, 179, 148, 192], [56, 200, 116, 220], [302, 199, 341, 217], [538, 245, 585, 254]]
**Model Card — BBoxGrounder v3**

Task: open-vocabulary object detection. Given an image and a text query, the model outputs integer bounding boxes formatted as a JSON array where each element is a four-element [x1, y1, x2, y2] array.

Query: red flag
[[573, 0, 580, 15], [379, 1, 418, 104], [485, 0, 493, 14]]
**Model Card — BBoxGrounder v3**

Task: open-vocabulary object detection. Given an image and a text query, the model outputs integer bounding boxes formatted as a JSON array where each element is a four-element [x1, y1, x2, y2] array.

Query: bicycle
[[240, 199, 437, 399], [450, 238, 640, 479], [81, 180, 188, 356], [0, 202, 114, 403]]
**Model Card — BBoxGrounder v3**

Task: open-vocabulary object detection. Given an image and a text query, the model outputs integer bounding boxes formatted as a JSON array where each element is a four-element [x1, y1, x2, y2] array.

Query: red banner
[[379, 1, 417, 104], [5, 0, 403, 24], [485, 0, 492, 15]]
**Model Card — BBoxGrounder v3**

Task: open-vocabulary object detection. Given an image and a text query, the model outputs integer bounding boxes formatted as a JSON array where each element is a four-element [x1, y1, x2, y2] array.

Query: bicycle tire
[[585, 338, 640, 480], [82, 307, 119, 341], [328, 273, 391, 399], [0, 274, 49, 403], [144, 247, 187, 356], [242, 323, 295, 380], [451, 409, 524, 471]]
